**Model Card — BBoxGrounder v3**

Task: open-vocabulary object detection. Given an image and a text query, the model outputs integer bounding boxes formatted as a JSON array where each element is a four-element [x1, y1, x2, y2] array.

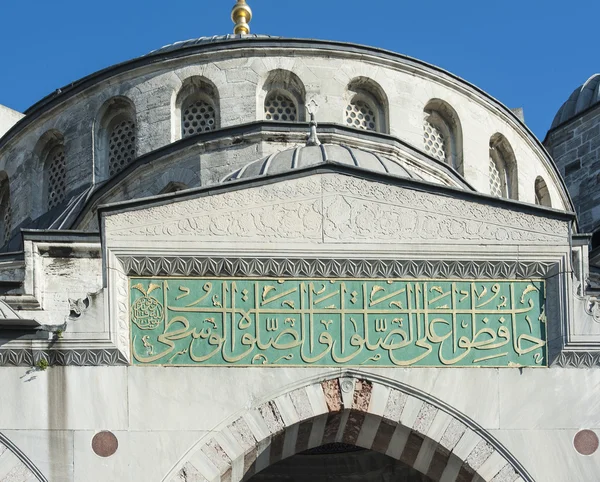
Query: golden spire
[[231, 0, 253, 35]]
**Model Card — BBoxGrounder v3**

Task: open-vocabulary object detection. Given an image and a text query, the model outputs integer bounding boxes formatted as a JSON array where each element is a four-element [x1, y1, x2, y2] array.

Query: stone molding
[[164, 370, 533, 482], [0, 349, 128, 367], [121, 255, 559, 279], [552, 351, 600, 368]]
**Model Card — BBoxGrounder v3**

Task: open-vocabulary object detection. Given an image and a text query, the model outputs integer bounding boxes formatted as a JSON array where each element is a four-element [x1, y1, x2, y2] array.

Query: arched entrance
[[247, 443, 432, 481], [165, 371, 531, 482]]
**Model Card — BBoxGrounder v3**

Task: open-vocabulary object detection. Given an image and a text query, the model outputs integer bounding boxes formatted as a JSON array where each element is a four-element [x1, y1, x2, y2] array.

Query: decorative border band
[[120, 256, 559, 279], [553, 351, 600, 368], [0, 349, 128, 367]]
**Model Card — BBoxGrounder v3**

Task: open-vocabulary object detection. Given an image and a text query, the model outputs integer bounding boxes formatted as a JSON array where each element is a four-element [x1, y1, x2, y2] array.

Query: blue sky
[[1, 0, 597, 140]]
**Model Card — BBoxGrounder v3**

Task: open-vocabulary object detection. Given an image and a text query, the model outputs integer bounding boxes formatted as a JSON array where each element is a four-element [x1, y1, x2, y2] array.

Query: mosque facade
[[0, 2, 599, 481]]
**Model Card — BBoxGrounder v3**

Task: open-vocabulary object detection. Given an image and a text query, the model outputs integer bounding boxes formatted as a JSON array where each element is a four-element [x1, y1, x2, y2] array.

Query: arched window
[[108, 117, 136, 177], [534, 176, 551, 207], [46, 144, 67, 209], [345, 78, 388, 134], [260, 70, 306, 123], [346, 97, 378, 131], [423, 99, 463, 173], [96, 97, 137, 180], [176, 77, 219, 139], [181, 97, 216, 137], [0, 173, 12, 246], [489, 134, 518, 199], [264, 91, 298, 122]]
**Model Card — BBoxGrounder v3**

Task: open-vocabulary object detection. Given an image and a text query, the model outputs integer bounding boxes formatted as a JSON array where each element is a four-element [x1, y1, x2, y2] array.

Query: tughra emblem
[[131, 283, 164, 330]]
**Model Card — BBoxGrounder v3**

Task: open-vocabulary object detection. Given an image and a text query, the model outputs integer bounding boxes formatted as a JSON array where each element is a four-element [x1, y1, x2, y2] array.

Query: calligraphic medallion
[[129, 278, 547, 367]]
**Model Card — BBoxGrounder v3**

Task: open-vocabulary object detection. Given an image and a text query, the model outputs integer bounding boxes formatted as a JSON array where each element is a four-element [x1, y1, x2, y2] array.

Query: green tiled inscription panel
[[130, 278, 547, 367]]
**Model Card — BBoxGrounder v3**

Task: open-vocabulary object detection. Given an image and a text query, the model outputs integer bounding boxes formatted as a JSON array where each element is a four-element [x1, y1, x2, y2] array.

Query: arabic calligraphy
[[130, 278, 547, 367]]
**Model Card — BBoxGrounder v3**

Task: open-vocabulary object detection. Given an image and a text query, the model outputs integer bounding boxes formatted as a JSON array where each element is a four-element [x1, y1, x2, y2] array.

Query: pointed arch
[[423, 99, 464, 175], [175, 76, 220, 140], [163, 372, 531, 482], [259, 69, 306, 123], [345, 77, 389, 134]]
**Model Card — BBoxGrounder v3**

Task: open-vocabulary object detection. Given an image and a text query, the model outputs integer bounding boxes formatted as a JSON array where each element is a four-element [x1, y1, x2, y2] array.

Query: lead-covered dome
[[147, 34, 279, 56], [221, 143, 423, 182], [551, 74, 600, 129]]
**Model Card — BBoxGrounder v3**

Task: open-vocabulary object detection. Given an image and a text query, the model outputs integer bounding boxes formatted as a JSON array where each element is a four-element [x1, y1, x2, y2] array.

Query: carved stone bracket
[[584, 296, 600, 324]]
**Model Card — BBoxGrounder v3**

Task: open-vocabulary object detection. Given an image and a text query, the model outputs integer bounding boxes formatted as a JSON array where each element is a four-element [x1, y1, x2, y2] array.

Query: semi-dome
[[221, 143, 423, 183], [551, 74, 600, 129]]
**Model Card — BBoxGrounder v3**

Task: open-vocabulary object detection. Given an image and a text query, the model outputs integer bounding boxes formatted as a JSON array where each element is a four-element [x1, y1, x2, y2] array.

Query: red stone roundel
[[574, 430, 599, 456], [92, 431, 118, 457]]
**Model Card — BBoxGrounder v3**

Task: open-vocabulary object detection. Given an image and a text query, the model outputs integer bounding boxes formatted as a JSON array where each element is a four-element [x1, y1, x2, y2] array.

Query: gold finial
[[231, 0, 252, 35]]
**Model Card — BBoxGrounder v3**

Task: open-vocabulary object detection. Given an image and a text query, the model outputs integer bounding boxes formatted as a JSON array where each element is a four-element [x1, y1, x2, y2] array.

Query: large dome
[[551, 74, 600, 129], [221, 143, 423, 183]]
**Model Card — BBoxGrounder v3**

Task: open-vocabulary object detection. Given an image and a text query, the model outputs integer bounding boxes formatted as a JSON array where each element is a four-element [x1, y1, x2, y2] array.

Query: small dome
[[221, 144, 423, 182], [551, 74, 600, 129], [147, 34, 280, 56]]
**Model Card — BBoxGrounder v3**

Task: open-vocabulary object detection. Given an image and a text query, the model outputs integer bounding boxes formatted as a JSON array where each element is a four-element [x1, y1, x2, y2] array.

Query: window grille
[[108, 119, 136, 177], [423, 120, 447, 162], [489, 156, 505, 198], [182, 100, 216, 138], [0, 187, 11, 246], [264, 93, 297, 122], [345, 99, 377, 131], [48, 146, 67, 209], [3, 201, 11, 246]]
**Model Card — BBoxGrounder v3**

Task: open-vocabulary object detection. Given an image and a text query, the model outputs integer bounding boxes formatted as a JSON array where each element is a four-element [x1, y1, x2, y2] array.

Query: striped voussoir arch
[[166, 372, 531, 482]]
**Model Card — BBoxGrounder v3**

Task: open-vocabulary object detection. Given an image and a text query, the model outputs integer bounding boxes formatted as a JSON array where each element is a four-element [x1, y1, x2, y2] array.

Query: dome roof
[[551, 74, 600, 129], [147, 34, 280, 56], [221, 143, 423, 182]]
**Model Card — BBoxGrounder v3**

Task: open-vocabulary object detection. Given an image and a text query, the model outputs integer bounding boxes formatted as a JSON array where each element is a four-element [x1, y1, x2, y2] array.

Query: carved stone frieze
[[0, 349, 128, 367], [120, 256, 558, 279], [104, 174, 568, 244], [553, 351, 600, 368], [321, 175, 567, 243]]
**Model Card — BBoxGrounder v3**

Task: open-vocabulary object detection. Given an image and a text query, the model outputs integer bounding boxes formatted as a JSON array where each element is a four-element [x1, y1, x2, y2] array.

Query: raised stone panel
[[104, 173, 569, 250]]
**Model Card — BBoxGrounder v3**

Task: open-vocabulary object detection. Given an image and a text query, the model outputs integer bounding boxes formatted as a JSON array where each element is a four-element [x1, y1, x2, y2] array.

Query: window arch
[[96, 97, 137, 180], [46, 144, 67, 209], [345, 77, 388, 133], [423, 99, 463, 174], [0, 172, 12, 247], [534, 176, 551, 207], [176, 77, 219, 140], [489, 134, 518, 199], [260, 70, 306, 123], [34, 130, 68, 211]]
